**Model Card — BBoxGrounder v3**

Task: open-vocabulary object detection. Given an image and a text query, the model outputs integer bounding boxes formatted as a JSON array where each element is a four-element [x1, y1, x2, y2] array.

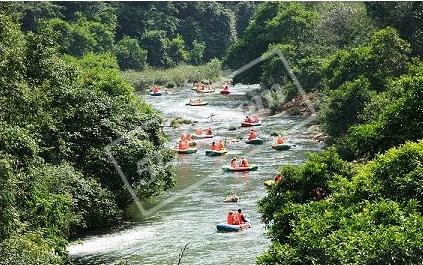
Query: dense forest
[[0, 1, 422, 264], [230, 2, 422, 264]]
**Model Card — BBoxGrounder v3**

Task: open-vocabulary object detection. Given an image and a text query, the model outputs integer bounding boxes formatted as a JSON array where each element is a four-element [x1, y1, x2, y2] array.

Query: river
[[69, 84, 322, 265]]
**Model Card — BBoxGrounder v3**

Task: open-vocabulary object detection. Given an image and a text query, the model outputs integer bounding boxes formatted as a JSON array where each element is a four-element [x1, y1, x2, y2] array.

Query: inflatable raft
[[264, 180, 275, 188], [173, 148, 197, 154], [272, 144, 291, 150], [220, 90, 230, 95], [186, 101, 208, 106], [149, 92, 162, 96], [245, 138, 264, 145], [241, 121, 261, 127], [192, 134, 214, 139], [223, 195, 239, 203], [205, 149, 228, 156], [216, 221, 251, 232], [222, 164, 258, 172], [196, 89, 215, 93]]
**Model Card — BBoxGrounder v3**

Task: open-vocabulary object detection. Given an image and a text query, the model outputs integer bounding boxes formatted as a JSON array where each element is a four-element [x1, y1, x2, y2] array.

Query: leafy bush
[[323, 27, 410, 91], [319, 77, 372, 139], [123, 59, 222, 90], [258, 141, 423, 265], [344, 75, 423, 158], [115, 36, 147, 71]]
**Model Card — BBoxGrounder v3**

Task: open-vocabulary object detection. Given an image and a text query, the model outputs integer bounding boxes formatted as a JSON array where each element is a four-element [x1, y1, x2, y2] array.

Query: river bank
[[122, 59, 223, 91]]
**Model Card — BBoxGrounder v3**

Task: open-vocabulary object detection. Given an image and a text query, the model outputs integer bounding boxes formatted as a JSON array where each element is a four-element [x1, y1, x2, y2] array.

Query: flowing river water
[[69, 84, 322, 265]]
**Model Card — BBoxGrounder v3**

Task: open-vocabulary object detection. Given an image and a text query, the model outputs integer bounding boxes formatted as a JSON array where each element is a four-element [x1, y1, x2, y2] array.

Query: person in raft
[[152, 85, 160, 93], [232, 209, 248, 225], [205, 127, 213, 135], [217, 140, 225, 150], [274, 174, 283, 183], [195, 128, 203, 136], [177, 140, 189, 150], [247, 129, 257, 140], [230, 157, 238, 168], [210, 142, 219, 151], [181, 133, 192, 142], [227, 211, 235, 225], [252, 114, 260, 123], [239, 157, 250, 168], [222, 83, 229, 91], [244, 116, 253, 123], [275, 135, 285, 144]]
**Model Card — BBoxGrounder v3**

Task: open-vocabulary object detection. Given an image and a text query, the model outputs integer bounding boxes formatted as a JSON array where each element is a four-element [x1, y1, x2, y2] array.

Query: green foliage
[[344, 75, 423, 158], [313, 3, 375, 50], [0, 12, 174, 264], [0, 158, 19, 241], [115, 37, 147, 71], [225, 2, 317, 83], [366, 2, 423, 56], [258, 141, 423, 264], [190, 39, 206, 65], [123, 59, 222, 90], [323, 27, 411, 91], [320, 77, 372, 139], [169, 34, 189, 65], [47, 15, 115, 57], [141, 30, 172, 67], [0, 232, 64, 265]]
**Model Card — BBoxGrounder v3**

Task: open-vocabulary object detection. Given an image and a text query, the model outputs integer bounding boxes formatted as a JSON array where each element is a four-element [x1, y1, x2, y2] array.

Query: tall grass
[[122, 59, 222, 91]]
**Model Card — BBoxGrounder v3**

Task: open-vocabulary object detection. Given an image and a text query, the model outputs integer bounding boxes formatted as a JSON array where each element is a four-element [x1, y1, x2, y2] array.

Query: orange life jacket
[[195, 128, 202, 135], [180, 141, 189, 150], [227, 214, 234, 225], [232, 213, 240, 225], [218, 141, 225, 150], [248, 131, 257, 140], [276, 137, 285, 144], [240, 159, 250, 167]]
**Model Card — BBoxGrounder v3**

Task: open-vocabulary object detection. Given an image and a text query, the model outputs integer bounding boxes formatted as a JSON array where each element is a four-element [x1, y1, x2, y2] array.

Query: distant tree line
[[3, 2, 257, 70]]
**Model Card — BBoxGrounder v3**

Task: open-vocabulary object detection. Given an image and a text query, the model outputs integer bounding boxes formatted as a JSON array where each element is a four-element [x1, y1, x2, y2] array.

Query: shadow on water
[[69, 84, 322, 265]]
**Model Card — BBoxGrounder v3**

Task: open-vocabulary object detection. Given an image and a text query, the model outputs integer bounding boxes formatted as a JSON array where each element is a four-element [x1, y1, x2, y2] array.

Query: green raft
[[205, 149, 228, 156], [271, 144, 291, 150], [222, 164, 258, 172], [264, 180, 275, 188], [245, 138, 264, 145], [173, 148, 197, 154]]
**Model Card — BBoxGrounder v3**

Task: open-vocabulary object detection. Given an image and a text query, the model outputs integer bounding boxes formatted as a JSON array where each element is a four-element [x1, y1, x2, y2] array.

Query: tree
[[345, 75, 423, 158], [115, 36, 147, 70], [190, 39, 206, 65], [169, 34, 189, 65], [258, 142, 423, 265], [323, 27, 411, 91], [366, 2, 423, 56], [225, 2, 317, 83], [320, 77, 372, 139], [141, 30, 172, 67]]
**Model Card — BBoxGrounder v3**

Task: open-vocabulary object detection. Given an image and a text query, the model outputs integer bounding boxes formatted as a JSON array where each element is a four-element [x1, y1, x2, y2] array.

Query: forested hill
[[2, 2, 256, 69]]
